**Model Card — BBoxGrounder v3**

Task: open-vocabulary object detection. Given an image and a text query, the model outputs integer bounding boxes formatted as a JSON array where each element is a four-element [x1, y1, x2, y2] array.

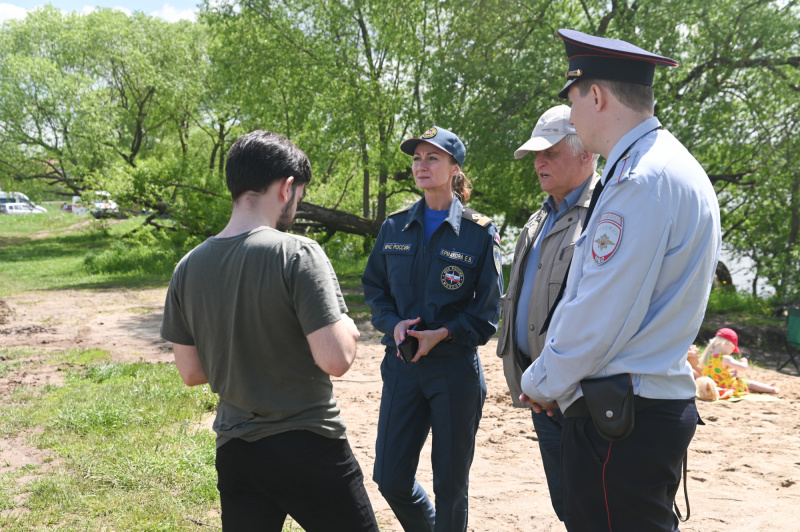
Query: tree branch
[[295, 201, 380, 237]]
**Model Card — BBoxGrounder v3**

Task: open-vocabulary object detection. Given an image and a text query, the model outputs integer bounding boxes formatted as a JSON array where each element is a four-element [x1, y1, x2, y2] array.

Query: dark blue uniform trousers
[[562, 399, 697, 531], [374, 347, 486, 532]]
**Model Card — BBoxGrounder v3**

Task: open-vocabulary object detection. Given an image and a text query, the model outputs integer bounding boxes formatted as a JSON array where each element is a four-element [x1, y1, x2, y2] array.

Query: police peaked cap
[[557, 29, 678, 99]]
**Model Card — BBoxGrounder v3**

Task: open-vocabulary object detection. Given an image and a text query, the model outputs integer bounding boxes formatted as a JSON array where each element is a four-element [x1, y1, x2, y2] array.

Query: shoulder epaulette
[[388, 205, 412, 217], [462, 207, 492, 227]]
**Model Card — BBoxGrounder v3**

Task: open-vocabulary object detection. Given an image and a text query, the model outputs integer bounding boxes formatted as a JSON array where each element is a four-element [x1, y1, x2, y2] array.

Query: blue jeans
[[374, 347, 486, 532], [530, 408, 566, 521]]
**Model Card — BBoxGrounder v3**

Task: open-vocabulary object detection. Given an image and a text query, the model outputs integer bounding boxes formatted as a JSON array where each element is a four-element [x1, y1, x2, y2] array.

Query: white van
[[67, 191, 118, 217], [0, 191, 47, 214]]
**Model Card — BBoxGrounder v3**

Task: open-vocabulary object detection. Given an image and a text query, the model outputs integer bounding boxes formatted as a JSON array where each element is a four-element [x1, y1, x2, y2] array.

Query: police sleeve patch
[[592, 212, 623, 265], [493, 244, 502, 275]]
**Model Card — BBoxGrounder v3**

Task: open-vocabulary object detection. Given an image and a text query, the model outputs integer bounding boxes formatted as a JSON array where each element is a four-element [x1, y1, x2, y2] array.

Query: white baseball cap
[[514, 105, 576, 159]]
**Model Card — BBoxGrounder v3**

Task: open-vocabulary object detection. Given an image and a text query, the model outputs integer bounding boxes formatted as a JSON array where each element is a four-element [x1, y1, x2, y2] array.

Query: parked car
[[67, 191, 119, 218], [91, 191, 118, 218], [0, 202, 47, 215], [0, 191, 47, 214]]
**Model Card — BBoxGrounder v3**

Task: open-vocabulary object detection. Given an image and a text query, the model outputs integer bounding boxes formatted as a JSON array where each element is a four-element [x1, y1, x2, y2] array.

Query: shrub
[[705, 287, 775, 316], [83, 225, 201, 277]]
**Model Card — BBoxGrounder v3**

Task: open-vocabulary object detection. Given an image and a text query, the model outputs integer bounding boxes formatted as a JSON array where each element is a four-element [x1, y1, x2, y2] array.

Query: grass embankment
[[0, 212, 373, 530], [0, 212, 172, 296]]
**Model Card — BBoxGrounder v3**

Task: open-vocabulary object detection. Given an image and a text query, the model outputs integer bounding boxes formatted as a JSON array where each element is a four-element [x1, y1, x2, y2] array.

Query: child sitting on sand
[[700, 328, 779, 396]]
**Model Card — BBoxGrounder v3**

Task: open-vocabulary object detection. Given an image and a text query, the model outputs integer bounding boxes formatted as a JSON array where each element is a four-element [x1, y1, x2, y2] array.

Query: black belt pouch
[[579, 373, 634, 441]]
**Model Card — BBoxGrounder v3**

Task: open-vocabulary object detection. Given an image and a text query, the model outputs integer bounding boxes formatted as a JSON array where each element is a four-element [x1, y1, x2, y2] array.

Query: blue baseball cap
[[557, 29, 678, 99], [400, 126, 466, 166]]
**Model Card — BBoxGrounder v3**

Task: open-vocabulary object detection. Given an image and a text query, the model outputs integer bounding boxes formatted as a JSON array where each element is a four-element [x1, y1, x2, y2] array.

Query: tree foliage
[[0, 1, 798, 301]]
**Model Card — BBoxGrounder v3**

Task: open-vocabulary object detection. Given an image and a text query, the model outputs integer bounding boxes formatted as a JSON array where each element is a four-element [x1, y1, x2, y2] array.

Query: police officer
[[520, 30, 721, 530], [362, 126, 503, 531]]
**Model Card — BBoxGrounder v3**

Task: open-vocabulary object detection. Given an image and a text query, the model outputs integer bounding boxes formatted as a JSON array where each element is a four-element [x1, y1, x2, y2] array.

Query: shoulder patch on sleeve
[[462, 207, 493, 227], [592, 212, 623, 265]]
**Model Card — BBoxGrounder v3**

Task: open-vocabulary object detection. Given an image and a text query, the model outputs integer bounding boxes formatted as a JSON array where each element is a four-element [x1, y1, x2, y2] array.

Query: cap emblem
[[421, 127, 438, 139]]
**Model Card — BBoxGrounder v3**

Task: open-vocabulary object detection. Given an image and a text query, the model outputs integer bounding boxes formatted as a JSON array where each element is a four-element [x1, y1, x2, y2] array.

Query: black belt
[[564, 395, 668, 418]]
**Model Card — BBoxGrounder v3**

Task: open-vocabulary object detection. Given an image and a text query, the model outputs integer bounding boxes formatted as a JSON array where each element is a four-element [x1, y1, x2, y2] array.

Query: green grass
[[0, 213, 174, 296], [0, 210, 78, 238], [0, 347, 220, 530], [0, 348, 330, 530]]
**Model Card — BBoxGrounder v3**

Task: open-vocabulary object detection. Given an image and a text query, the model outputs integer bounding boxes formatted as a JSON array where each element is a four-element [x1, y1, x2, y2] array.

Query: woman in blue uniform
[[362, 126, 503, 531]]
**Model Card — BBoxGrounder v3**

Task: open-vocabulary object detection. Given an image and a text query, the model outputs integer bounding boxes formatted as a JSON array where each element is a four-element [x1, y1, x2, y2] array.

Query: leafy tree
[[1, 0, 798, 300]]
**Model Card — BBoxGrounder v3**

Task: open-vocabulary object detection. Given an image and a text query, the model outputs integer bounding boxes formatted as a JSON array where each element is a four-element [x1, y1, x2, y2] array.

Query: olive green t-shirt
[[161, 227, 348, 447]]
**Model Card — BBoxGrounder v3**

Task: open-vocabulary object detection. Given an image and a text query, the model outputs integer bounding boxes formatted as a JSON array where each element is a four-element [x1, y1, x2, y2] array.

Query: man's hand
[[520, 393, 559, 417]]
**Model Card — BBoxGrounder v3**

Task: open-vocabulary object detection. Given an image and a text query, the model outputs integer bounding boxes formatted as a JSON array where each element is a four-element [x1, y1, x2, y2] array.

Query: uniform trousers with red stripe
[[561, 399, 697, 532]]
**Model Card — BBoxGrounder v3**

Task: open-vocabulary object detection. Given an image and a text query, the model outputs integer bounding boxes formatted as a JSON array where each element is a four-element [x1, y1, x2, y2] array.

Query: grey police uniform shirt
[[497, 173, 599, 407], [521, 117, 722, 410]]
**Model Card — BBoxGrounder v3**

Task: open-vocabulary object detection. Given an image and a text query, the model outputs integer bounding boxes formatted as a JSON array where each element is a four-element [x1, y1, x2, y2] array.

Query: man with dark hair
[[520, 30, 721, 530], [497, 104, 599, 522], [161, 130, 379, 532]]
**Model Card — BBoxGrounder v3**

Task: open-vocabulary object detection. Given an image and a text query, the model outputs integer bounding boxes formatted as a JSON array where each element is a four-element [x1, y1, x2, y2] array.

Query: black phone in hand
[[398, 320, 427, 363]]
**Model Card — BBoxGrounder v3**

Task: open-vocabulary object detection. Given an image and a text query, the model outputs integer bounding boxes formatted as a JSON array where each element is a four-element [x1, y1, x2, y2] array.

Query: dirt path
[[1, 288, 799, 530]]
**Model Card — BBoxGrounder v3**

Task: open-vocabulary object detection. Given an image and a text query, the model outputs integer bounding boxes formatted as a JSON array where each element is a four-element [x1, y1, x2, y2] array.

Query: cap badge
[[421, 127, 438, 139], [566, 69, 583, 78]]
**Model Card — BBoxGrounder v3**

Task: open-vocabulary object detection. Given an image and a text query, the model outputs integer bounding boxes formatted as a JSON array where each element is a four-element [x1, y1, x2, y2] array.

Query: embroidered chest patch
[[383, 243, 413, 255], [441, 265, 464, 290], [592, 212, 623, 265], [439, 248, 474, 265]]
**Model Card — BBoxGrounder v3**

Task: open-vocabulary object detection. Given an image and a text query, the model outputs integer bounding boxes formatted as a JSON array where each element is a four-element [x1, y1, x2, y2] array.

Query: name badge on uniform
[[439, 248, 474, 265], [383, 243, 413, 255], [592, 212, 623, 265]]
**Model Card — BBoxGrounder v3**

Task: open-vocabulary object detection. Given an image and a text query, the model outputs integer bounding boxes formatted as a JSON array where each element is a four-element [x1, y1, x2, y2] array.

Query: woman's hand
[[393, 317, 422, 348], [393, 317, 449, 362], [406, 327, 449, 362]]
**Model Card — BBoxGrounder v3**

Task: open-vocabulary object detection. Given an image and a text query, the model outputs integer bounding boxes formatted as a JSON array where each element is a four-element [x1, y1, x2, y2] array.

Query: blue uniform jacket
[[362, 196, 503, 355]]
